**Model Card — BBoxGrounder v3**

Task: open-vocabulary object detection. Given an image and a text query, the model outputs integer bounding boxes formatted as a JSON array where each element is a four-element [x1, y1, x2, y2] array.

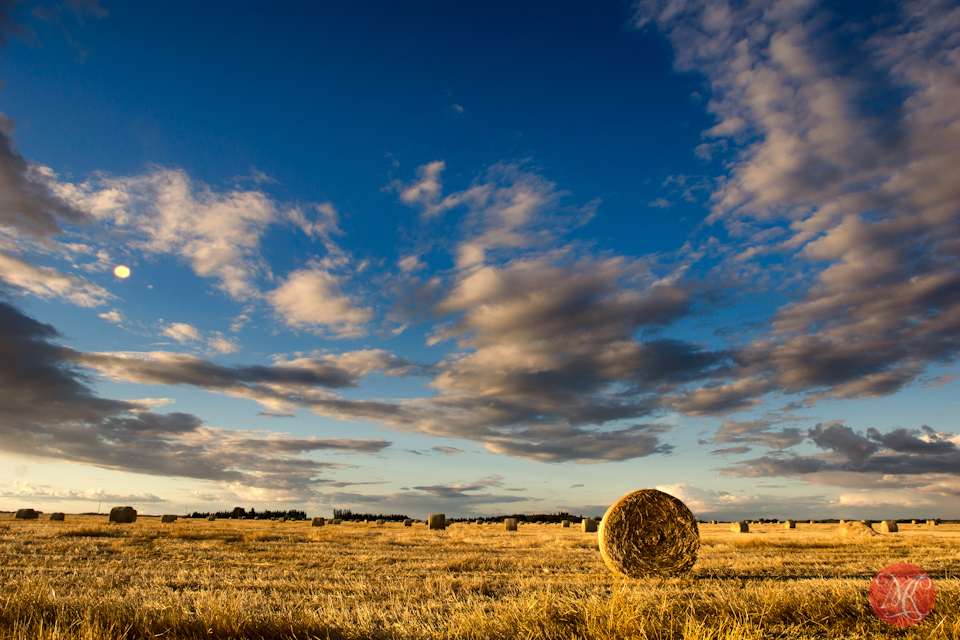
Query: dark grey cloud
[[0, 297, 391, 494], [709, 446, 751, 456], [0, 114, 89, 236], [719, 422, 960, 479], [0, 0, 29, 46], [412, 476, 505, 498], [808, 423, 880, 468]]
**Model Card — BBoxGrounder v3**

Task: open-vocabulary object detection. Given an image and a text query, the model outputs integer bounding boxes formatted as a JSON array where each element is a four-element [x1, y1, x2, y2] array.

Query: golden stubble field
[[1, 515, 958, 640]]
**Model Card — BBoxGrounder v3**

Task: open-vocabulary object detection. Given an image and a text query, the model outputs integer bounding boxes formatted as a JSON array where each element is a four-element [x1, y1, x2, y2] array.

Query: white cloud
[[397, 255, 424, 272], [98, 309, 124, 324], [55, 167, 281, 300], [0, 250, 112, 307], [268, 268, 372, 338], [396, 160, 446, 217], [206, 334, 240, 355], [161, 322, 201, 343]]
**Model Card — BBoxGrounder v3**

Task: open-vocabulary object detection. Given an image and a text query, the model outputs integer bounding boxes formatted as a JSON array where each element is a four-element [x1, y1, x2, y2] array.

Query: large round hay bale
[[582, 518, 598, 533], [15, 508, 39, 520], [838, 521, 878, 538], [879, 520, 898, 533], [312, 517, 325, 527], [403, 519, 413, 526], [160, 515, 177, 523], [927, 519, 938, 526], [109, 506, 137, 524], [332, 519, 342, 525], [731, 521, 749, 533], [598, 489, 699, 578], [376, 519, 385, 525], [50, 512, 65, 521], [428, 513, 446, 530], [561, 520, 570, 528], [504, 518, 518, 531], [207, 516, 216, 521], [784, 520, 796, 529]]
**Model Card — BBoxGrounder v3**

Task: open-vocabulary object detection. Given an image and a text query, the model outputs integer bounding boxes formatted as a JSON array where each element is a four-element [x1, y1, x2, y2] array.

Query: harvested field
[[0, 516, 957, 639]]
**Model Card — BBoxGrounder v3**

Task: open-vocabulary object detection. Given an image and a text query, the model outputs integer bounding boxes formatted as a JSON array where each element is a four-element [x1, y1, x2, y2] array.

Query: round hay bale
[[784, 520, 796, 529], [598, 489, 699, 578], [476, 520, 483, 525], [710, 520, 717, 525], [838, 521, 878, 538], [504, 518, 518, 531], [911, 520, 917, 525], [561, 519, 570, 528], [332, 519, 342, 525], [207, 516, 216, 521], [427, 513, 446, 530], [927, 519, 938, 526], [731, 521, 749, 533], [311, 517, 325, 527], [50, 512, 65, 521], [376, 519, 385, 525], [15, 508, 39, 520], [582, 518, 598, 533], [809, 520, 815, 524], [403, 519, 413, 526], [160, 515, 177, 523], [879, 520, 898, 533], [839, 519, 846, 525], [109, 506, 137, 524]]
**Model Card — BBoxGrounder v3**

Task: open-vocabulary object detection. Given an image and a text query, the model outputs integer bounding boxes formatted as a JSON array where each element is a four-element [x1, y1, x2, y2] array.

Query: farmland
[[1, 515, 958, 639]]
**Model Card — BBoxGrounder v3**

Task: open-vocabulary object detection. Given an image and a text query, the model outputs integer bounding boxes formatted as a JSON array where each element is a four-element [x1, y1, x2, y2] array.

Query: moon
[[114, 265, 131, 279]]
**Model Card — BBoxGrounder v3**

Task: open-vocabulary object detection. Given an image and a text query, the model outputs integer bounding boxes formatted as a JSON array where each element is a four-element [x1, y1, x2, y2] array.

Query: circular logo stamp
[[869, 563, 936, 627]]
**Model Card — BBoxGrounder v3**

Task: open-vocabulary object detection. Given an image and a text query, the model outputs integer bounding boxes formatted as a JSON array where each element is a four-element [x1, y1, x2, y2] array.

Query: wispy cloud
[[632, 0, 960, 414]]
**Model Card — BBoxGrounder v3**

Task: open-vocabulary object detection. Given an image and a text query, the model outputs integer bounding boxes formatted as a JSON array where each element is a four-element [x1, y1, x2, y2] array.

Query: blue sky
[[1, 0, 959, 520]]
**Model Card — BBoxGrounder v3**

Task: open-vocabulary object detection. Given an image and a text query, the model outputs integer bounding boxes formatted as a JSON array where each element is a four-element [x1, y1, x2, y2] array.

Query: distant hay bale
[[15, 508, 38, 520], [911, 520, 917, 524], [838, 521, 878, 538], [109, 506, 137, 524], [312, 517, 325, 527], [927, 519, 938, 526], [839, 519, 846, 525], [160, 515, 177, 523], [598, 489, 699, 578], [582, 518, 598, 533], [561, 520, 570, 528], [476, 520, 483, 525], [784, 520, 796, 529], [879, 520, 898, 533], [376, 519, 385, 525], [207, 516, 216, 521], [809, 520, 815, 524], [710, 520, 717, 525], [50, 513, 65, 521], [505, 518, 518, 531], [403, 519, 413, 526], [731, 522, 749, 533], [332, 519, 342, 525], [428, 513, 446, 530]]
